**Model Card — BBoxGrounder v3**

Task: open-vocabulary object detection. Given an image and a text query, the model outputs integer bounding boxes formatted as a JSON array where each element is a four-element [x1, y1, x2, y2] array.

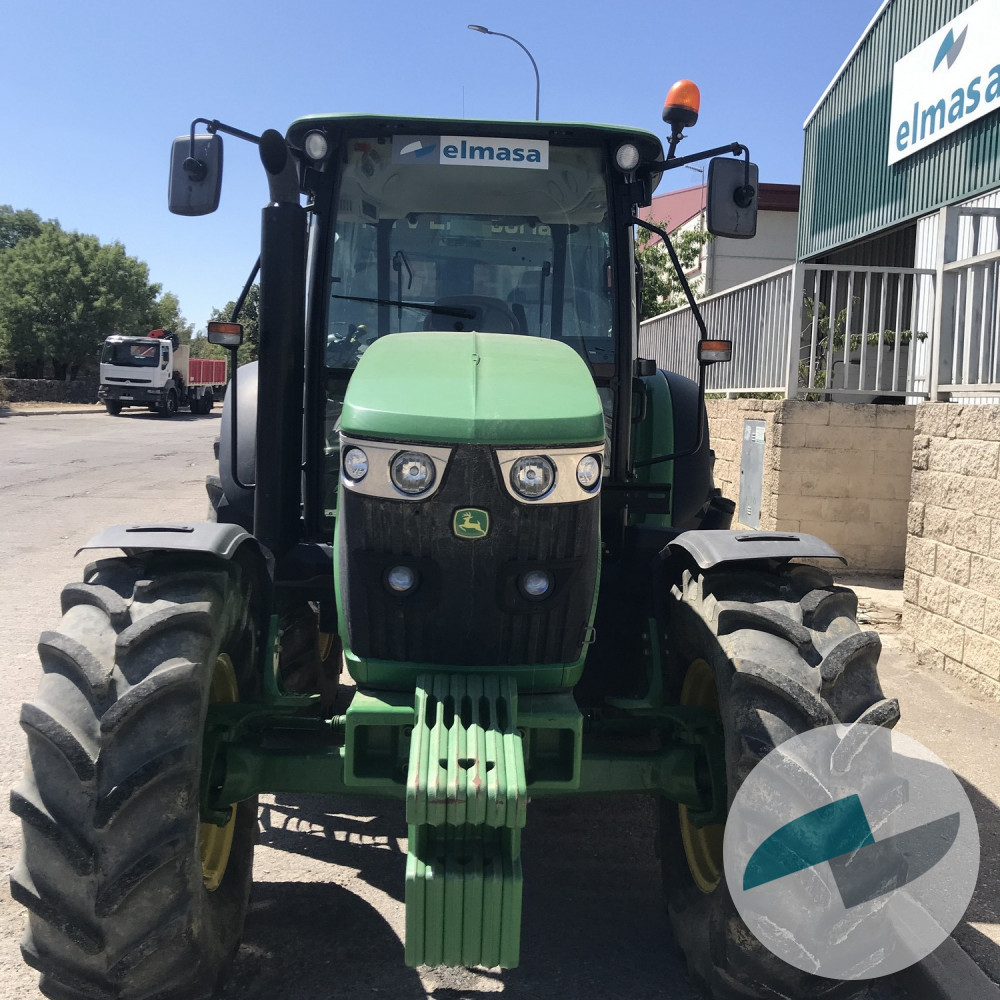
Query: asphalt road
[[0, 411, 907, 1000]]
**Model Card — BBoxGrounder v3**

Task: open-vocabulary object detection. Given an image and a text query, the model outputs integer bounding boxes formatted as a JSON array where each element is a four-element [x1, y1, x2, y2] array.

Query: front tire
[[11, 553, 260, 1000], [104, 402, 122, 416], [159, 391, 178, 418], [660, 560, 899, 999]]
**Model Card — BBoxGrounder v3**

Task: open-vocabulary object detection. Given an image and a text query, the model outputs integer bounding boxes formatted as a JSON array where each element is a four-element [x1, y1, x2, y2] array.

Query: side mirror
[[169, 133, 223, 216], [706, 157, 758, 239], [208, 321, 244, 348]]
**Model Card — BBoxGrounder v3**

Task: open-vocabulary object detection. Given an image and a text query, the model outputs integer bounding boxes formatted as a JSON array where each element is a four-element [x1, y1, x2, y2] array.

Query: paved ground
[[840, 574, 1000, 992], [1, 404, 997, 998]]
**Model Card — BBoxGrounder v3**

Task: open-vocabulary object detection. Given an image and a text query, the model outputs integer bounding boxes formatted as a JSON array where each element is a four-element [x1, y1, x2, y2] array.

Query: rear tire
[[11, 553, 260, 1000], [660, 560, 899, 999]]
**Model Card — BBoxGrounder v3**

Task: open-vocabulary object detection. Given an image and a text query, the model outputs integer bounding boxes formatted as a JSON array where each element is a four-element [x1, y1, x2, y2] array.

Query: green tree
[[208, 283, 259, 365], [0, 221, 173, 378], [146, 291, 195, 343], [0, 205, 43, 250], [636, 224, 711, 320]]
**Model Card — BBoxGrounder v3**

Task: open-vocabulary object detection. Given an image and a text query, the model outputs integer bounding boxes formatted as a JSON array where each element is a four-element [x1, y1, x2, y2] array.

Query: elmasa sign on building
[[888, 0, 1000, 165]]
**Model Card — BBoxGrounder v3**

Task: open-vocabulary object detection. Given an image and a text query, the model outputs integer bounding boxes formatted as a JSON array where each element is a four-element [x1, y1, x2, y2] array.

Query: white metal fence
[[638, 266, 797, 394], [639, 263, 936, 399], [638, 212, 1000, 402]]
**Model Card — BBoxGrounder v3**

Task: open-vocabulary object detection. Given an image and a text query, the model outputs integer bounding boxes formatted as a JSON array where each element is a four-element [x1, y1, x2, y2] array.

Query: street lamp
[[468, 25, 540, 121]]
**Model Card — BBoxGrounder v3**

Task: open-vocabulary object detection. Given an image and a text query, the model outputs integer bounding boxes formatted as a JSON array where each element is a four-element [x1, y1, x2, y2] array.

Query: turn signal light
[[699, 338, 733, 364], [207, 321, 244, 348]]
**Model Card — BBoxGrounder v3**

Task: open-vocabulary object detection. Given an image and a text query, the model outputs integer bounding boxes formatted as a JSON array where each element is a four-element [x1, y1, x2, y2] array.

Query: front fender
[[77, 522, 270, 569], [667, 530, 845, 570]]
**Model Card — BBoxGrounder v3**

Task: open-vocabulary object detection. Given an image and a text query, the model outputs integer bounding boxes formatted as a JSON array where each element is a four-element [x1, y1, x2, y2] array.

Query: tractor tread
[[715, 601, 816, 653], [10, 785, 94, 876], [59, 584, 131, 630], [98, 659, 201, 736], [37, 632, 113, 712], [819, 630, 881, 685], [19, 704, 96, 783]]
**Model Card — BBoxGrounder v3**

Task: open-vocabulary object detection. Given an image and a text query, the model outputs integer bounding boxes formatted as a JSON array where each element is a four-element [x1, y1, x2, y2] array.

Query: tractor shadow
[[240, 792, 702, 1000], [950, 777, 1000, 985]]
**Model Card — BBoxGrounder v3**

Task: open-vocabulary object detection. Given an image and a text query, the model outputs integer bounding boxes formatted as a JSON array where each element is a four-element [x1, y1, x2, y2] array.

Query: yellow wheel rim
[[200, 653, 238, 892], [678, 657, 725, 894]]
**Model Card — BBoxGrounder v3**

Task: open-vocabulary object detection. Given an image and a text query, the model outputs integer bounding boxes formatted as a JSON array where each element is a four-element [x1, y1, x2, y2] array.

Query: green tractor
[[12, 84, 897, 999]]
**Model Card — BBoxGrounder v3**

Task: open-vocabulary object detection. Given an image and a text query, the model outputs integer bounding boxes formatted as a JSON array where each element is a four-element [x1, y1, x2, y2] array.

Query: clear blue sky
[[1, 0, 881, 333]]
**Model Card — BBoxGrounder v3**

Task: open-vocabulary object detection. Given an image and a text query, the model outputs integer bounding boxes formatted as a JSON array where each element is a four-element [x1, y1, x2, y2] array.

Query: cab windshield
[[324, 136, 614, 368], [100, 341, 161, 367]]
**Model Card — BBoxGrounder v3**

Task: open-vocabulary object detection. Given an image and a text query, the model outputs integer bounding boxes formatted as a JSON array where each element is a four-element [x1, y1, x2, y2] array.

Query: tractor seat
[[423, 296, 520, 334]]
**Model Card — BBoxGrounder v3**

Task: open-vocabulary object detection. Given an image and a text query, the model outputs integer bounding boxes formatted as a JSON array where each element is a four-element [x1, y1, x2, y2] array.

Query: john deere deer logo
[[453, 508, 489, 539]]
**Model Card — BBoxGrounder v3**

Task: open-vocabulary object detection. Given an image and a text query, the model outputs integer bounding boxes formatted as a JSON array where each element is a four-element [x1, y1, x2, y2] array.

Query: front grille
[[339, 444, 599, 666]]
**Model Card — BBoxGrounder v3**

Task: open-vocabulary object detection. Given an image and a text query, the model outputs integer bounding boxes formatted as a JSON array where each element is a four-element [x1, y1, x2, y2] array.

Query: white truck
[[98, 329, 227, 416]]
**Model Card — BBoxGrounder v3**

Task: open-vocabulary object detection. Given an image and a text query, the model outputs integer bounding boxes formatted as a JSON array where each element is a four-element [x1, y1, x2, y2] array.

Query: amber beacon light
[[662, 80, 701, 130]]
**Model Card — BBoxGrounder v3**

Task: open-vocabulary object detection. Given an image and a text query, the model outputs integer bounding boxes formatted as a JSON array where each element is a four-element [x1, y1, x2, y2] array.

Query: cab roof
[[287, 113, 663, 160]]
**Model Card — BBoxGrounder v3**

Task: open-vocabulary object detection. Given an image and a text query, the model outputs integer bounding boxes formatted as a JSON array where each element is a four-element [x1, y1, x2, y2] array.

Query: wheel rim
[[678, 657, 725, 894], [200, 653, 238, 892]]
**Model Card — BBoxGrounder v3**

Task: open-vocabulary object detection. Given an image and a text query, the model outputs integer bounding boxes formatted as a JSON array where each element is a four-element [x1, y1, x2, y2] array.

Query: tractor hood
[[340, 331, 605, 446]]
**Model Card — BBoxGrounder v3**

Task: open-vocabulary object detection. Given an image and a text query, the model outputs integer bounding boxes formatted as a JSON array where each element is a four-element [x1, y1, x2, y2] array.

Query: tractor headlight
[[615, 143, 641, 172], [390, 451, 436, 495], [576, 454, 602, 491], [510, 455, 555, 500], [343, 447, 369, 481]]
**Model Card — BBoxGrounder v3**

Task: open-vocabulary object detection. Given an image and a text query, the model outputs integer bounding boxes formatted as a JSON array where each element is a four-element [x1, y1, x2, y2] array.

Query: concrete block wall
[[706, 399, 916, 572], [901, 403, 1000, 700]]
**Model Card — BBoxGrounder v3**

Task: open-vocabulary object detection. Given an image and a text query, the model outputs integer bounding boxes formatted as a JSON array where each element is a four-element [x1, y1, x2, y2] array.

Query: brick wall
[[901, 403, 1000, 700], [706, 399, 916, 572]]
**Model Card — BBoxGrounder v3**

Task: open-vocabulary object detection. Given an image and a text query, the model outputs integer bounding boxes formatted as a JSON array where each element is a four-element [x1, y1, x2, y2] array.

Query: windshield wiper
[[330, 293, 474, 318]]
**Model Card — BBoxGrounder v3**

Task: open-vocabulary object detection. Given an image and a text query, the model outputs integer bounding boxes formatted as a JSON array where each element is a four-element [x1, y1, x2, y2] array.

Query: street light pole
[[467, 25, 540, 121]]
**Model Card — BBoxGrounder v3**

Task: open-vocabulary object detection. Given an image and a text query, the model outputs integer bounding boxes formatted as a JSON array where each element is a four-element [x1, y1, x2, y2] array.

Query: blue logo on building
[[933, 25, 968, 72]]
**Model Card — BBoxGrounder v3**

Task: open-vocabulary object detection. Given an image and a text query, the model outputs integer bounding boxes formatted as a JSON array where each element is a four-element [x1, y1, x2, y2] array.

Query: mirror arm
[[633, 219, 707, 341], [183, 119, 263, 182], [630, 218, 711, 470], [649, 141, 746, 173]]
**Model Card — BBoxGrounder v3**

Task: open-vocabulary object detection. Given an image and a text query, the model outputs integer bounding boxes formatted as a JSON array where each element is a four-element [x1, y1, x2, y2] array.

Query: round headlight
[[576, 454, 602, 491], [615, 143, 640, 171], [510, 455, 555, 499], [386, 565, 417, 593], [390, 451, 436, 495], [303, 130, 329, 161], [343, 447, 369, 481], [520, 570, 553, 599]]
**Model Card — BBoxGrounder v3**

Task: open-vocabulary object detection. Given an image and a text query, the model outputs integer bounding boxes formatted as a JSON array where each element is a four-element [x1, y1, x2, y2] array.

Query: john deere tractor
[[12, 83, 897, 999]]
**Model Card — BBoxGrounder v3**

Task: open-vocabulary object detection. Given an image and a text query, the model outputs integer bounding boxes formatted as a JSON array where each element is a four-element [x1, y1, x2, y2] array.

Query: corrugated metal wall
[[799, 0, 1000, 261]]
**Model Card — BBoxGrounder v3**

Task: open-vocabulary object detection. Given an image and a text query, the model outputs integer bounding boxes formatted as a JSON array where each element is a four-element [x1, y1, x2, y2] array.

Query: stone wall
[[0, 377, 99, 404], [706, 399, 916, 573], [901, 403, 1000, 700]]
